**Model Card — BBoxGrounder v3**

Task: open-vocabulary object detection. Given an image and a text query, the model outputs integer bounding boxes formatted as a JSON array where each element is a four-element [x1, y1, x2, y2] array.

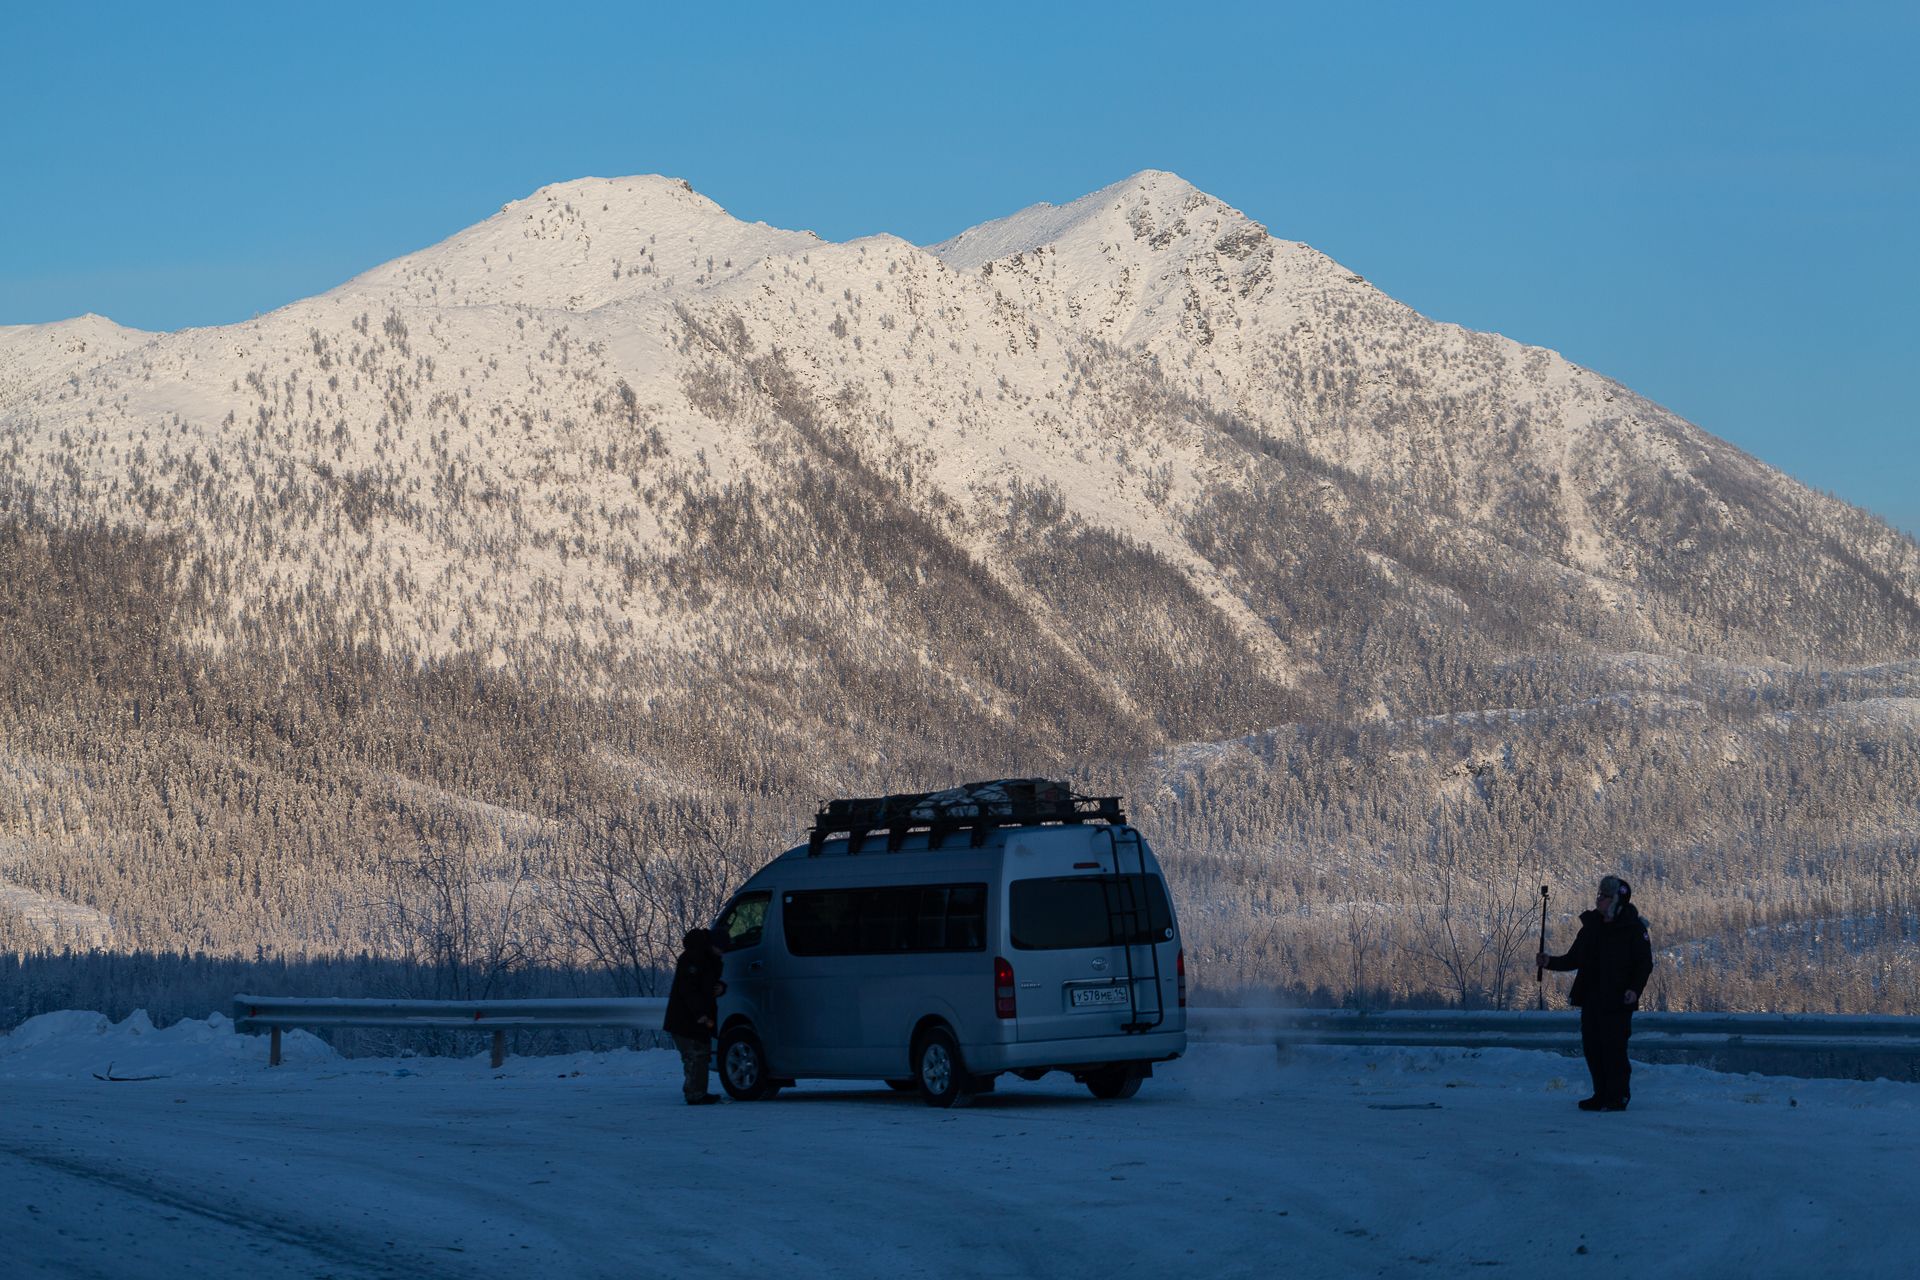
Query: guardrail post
[[491, 1029, 506, 1069], [270, 1027, 282, 1067]]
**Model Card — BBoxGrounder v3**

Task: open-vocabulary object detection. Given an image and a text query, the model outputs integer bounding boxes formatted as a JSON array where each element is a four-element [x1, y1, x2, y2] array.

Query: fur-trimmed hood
[[1578, 902, 1649, 934]]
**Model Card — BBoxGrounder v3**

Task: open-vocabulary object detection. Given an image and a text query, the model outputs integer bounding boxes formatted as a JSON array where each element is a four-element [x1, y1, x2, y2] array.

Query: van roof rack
[[808, 778, 1125, 856]]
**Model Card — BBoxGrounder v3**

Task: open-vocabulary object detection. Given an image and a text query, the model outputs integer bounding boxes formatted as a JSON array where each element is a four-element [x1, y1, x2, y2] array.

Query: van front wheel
[[1085, 1066, 1145, 1100], [913, 1027, 976, 1109], [719, 1026, 782, 1101]]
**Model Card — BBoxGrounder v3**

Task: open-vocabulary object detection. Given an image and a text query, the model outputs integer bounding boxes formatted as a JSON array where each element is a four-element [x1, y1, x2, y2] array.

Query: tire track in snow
[[0, 1140, 472, 1279]]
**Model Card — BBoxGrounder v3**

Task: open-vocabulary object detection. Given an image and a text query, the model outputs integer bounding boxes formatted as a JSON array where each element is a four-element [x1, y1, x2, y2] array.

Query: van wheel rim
[[725, 1043, 758, 1088], [921, 1044, 951, 1094]]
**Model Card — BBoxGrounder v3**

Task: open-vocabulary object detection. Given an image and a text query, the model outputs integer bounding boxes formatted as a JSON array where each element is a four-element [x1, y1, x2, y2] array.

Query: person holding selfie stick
[[1537, 874, 1653, 1112]]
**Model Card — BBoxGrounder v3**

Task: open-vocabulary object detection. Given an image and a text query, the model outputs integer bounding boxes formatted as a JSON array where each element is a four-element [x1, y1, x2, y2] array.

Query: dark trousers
[[672, 1033, 713, 1101], [1580, 1006, 1633, 1104]]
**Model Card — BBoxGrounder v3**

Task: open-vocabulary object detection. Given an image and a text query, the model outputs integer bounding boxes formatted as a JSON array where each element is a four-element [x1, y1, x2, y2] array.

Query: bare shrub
[[367, 831, 551, 1001], [549, 801, 758, 996]]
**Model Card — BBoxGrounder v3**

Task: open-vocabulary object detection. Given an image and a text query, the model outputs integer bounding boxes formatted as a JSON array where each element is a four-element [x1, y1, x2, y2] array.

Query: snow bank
[[0, 1009, 336, 1080]]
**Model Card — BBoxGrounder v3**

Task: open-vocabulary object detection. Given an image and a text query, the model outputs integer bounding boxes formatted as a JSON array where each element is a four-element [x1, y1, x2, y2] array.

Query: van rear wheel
[[913, 1026, 976, 1109], [719, 1025, 781, 1101], [1085, 1066, 1145, 1100]]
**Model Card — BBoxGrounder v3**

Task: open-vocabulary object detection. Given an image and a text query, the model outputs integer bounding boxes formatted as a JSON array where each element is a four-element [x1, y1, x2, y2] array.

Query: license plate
[[1071, 985, 1131, 1009]]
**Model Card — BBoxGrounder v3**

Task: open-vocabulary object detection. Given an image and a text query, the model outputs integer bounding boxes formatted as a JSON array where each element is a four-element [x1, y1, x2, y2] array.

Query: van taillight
[[1177, 949, 1187, 1008], [994, 956, 1017, 1018]]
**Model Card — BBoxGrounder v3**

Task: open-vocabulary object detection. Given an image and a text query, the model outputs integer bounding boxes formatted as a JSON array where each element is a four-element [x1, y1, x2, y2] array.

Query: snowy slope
[[2, 1011, 1916, 1279]]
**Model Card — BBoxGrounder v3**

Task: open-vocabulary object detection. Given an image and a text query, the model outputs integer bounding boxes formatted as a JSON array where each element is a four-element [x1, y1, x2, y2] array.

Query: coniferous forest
[[2, 491, 1913, 1028]]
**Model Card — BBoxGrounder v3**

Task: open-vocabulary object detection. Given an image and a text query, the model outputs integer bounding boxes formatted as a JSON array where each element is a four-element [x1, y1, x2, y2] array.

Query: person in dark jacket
[[662, 927, 727, 1105], [1538, 875, 1653, 1112]]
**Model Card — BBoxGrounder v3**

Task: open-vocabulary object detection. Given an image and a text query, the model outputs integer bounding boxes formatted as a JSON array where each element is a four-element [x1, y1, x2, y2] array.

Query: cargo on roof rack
[[808, 778, 1125, 856]]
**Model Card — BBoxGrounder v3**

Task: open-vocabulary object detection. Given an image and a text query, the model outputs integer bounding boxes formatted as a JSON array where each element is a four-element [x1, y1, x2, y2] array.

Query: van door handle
[[748, 960, 765, 974]]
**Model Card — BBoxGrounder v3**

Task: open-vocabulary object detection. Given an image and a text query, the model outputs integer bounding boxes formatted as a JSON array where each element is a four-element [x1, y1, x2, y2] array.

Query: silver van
[[708, 781, 1187, 1107]]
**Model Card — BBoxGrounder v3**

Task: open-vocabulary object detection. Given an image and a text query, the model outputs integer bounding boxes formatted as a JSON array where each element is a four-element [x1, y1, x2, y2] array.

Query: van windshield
[[715, 892, 770, 950], [1010, 875, 1173, 950]]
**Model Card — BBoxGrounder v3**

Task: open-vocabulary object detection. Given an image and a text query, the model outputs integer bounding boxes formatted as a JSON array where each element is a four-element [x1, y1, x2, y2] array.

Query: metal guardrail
[[1186, 1007, 1920, 1048], [232, 997, 1920, 1080], [233, 996, 666, 1067], [1186, 1008, 1920, 1081]]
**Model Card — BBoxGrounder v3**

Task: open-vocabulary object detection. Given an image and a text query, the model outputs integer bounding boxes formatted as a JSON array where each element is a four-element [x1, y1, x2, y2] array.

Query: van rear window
[[784, 884, 988, 956], [1010, 876, 1173, 951]]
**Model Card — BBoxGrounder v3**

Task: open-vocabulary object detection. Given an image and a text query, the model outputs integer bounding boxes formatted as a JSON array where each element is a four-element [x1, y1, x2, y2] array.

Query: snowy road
[[3, 1013, 1917, 1278]]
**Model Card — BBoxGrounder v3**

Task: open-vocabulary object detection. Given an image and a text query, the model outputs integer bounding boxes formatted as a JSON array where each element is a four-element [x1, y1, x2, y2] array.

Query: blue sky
[[4, 2, 1915, 534]]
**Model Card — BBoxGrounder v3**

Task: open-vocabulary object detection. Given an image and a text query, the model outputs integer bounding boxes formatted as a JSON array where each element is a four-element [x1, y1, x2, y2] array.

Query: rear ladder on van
[[1100, 827, 1167, 1033]]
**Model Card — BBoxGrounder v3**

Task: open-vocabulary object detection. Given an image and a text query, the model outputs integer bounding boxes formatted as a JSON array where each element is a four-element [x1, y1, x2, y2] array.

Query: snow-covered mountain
[[0, 174, 1907, 668], [2, 173, 1916, 1003], [5, 171, 1910, 680]]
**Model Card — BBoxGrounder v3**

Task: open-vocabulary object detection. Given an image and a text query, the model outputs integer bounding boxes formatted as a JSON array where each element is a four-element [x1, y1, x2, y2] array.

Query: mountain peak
[[928, 170, 1262, 272], [0, 312, 153, 411], [505, 174, 728, 221], [1106, 167, 1202, 199], [330, 174, 817, 313], [926, 170, 1298, 355]]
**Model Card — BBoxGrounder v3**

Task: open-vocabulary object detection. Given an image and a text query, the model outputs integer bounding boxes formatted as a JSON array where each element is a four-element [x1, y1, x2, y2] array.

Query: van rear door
[[1007, 874, 1174, 1042]]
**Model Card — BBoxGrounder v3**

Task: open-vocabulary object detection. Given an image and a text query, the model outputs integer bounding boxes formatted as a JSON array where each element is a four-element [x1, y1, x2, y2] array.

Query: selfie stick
[[1535, 884, 1550, 1010]]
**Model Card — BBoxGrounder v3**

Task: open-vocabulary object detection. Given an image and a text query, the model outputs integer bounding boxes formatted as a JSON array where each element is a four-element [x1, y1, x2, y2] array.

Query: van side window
[[715, 891, 770, 950], [785, 883, 987, 956], [1010, 876, 1173, 950]]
